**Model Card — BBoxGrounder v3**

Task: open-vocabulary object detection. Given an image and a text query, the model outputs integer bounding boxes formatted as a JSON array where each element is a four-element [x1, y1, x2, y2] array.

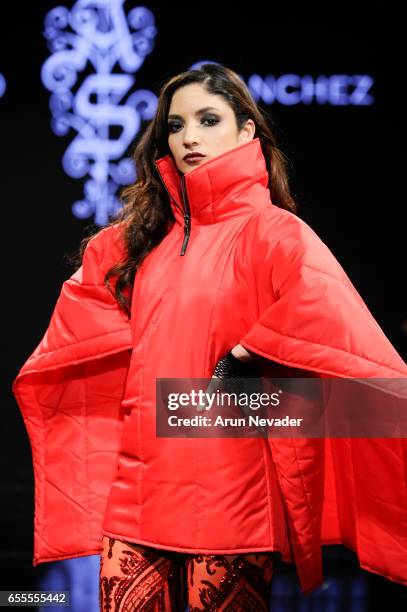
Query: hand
[[212, 347, 262, 379], [197, 345, 262, 412]]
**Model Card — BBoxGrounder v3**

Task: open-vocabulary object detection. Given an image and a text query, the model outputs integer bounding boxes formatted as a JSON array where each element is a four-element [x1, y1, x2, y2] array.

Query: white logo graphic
[[41, 0, 158, 226]]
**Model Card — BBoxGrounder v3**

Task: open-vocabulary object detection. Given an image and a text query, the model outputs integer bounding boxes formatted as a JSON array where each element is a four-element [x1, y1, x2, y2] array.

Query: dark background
[[1, 1, 404, 610]]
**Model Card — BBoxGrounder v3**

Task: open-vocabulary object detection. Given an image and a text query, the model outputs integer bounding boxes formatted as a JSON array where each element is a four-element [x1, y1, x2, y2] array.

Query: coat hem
[[321, 539, 407, 587], [33, 548, 103, 566], [101, 530, 284, 556]]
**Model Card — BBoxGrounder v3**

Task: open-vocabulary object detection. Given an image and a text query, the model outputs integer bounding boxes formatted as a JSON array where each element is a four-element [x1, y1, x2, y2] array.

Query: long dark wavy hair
[[71, 63, 299, 320]]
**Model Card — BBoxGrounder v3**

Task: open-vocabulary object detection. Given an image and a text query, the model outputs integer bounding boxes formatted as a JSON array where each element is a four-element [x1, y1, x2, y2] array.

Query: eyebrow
[[167, 106, 220, 120]]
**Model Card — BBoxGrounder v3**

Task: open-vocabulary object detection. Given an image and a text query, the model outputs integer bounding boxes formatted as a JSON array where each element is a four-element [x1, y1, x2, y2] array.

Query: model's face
[[167, 83, 256, 175]]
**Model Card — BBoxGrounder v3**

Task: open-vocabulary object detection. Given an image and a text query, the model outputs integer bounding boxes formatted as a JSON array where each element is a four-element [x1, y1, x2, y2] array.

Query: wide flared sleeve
[[11, 222, 133, 566], [238, 208, 407, 595]]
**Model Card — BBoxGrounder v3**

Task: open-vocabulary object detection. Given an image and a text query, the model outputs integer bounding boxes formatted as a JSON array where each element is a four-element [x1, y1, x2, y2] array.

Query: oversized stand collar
[[154, 137, 272, 227]]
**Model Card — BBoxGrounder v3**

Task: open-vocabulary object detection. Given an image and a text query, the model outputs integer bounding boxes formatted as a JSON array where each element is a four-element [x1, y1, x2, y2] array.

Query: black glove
[[197, 350, 264, 428], [213, 349, 262, 379]]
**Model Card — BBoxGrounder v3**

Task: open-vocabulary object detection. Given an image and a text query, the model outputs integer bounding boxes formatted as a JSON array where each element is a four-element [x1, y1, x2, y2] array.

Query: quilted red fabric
[[12, 138, 407, 595]]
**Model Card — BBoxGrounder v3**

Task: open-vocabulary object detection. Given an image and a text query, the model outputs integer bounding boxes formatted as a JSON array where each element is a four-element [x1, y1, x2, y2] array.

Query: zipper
[[155, 164, 191, 256], [179, 174, 191, 256]]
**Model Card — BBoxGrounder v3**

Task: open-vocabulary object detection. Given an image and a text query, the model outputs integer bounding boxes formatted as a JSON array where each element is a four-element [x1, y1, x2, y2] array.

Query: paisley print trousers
[[99, 535, 278, 611]]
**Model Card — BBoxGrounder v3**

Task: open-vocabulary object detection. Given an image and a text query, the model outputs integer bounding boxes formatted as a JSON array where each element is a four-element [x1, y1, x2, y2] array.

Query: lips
[[184, 154, 205, 160]]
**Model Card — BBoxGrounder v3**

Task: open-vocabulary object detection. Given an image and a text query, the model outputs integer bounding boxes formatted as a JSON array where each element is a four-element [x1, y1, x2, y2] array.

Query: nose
[[182, 123, 200, 146]]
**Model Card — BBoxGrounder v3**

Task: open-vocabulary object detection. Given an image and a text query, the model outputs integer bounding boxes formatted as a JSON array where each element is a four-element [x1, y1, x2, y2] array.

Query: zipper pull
[[180, 212, 191, 256], [180, 175, 191, 256]]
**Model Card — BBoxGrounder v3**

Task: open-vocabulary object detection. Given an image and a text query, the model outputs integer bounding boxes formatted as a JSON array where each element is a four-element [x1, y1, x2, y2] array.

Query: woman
[[12, 64, 407, 610]]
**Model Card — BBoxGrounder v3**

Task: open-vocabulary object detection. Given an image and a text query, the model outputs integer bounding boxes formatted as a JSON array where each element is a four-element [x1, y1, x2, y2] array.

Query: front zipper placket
[[155, 165, 191, 256]]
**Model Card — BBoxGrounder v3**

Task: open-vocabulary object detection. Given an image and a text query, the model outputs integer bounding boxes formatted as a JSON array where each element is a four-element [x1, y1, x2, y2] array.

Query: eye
[[202, 116, 219, 127], [168, 122, 181, 133], [168, 115, 220, 133]]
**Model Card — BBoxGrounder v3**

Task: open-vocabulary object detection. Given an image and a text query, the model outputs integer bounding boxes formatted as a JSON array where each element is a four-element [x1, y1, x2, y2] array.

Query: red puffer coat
[[12, 138, 407, 595]]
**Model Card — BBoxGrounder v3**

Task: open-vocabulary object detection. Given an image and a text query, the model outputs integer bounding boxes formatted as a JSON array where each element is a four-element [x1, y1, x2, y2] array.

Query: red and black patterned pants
[[99, 535, 278, 611]]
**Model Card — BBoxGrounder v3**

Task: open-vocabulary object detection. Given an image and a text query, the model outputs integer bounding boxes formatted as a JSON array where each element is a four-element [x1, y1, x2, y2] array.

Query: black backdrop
[[2, 2, 405, 609]]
